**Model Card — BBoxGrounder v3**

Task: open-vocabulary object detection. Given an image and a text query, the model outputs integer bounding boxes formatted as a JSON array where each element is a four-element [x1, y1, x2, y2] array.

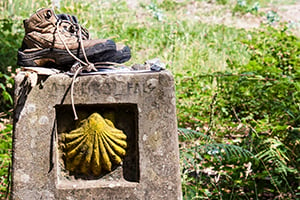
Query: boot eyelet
[[45, 10, 52, 19]]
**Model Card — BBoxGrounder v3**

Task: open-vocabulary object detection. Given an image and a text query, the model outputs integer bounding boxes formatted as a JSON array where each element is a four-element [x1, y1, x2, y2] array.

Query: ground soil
[[126, 0, 300, 36]]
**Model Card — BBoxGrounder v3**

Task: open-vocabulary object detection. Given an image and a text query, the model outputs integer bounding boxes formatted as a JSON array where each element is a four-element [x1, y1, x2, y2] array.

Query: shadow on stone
[[14, 75, 49, 123]]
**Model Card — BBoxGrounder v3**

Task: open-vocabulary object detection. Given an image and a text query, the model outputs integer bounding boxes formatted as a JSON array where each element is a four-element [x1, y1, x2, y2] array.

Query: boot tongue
[[24, 8, 58, 33], [57, 13, 90, 40], [57, 14, 78, 24]]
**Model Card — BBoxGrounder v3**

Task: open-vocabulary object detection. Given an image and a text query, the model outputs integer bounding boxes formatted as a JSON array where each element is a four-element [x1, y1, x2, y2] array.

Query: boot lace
[[56, 19, 126, 120], [56, 19, 96, 120]]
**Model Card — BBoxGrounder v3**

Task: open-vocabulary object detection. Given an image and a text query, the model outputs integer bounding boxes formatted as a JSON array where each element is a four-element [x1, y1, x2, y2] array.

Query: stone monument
[[12, 70, 182, 199]]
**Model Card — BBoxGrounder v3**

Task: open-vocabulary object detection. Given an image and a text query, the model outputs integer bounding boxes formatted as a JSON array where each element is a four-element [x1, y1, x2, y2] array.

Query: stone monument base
[[12, 70, 182, 199]]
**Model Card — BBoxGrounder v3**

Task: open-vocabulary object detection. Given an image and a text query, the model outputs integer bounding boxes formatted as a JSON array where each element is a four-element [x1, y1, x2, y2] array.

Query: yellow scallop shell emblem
[[61, 112, 127, 177]]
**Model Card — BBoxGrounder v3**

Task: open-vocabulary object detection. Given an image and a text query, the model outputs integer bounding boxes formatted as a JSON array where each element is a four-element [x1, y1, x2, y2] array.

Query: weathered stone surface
[[12, 70, 182, 199]]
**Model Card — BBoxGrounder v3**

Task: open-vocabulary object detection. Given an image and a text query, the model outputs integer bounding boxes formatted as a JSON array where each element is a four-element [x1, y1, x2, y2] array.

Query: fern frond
[[256, 138, 296, 176], [201, 143, 256, 163], [178, 128, 213, 142]]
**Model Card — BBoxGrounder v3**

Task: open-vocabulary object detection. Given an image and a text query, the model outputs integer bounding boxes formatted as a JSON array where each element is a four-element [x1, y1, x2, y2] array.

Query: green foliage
[[233, 0, 261, 16], [179, 128, 212, 142], [256, 138, 296, 176], [0, 19, 22, 73], [155, 0, 187, 11], [0, 3, 29, 114], [216, 0, 230, 5], [266, 10, 280, 24], [0, 123, 12, 199], [0, 72, 13, 113], [224, 25, 300, 127], [179, 128, 258, 199], [0, 18, 20, 113], [146, 2, 164, 21], [177, 25, 299, 199]]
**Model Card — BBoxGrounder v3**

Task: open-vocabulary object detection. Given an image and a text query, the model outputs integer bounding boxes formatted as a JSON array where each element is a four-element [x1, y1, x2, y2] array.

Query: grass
[[0, 0, 251, 73], [1, 0, 299, 199]]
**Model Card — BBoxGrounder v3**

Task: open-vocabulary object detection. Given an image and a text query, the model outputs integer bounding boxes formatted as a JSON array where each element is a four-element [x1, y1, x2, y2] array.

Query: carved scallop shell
[[61, 112, 127, 177]]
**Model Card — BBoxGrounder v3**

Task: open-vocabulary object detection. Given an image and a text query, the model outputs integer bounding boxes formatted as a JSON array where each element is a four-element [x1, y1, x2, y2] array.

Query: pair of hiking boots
[[17, 8, 131, 71]]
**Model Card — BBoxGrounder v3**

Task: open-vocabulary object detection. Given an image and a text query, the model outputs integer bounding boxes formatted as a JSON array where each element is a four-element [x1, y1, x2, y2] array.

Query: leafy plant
[[179, 128, 258, 199], [0, 18, 22, 72], [0, 72, 14, 114], [225, 25, 300, 126], [146, 2, 164, 21], [0, 123, 12, 199], [233, 0, 261, 16], [219, 25, 299, 198], [177, 24, 299, 199], [266, 10, 280, 24], [0, 16, 22, 114]]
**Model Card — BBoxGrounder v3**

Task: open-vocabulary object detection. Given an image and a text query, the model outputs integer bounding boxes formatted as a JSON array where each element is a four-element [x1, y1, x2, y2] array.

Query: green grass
[[0, 0, 252, 75], [55, 0, 251, 74], [0, 122, 12, 198]]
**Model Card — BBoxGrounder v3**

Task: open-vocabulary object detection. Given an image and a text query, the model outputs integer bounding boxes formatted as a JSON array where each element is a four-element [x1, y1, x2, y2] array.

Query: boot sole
[[17, 40, 116, 67], [90, 45, 131, 64]]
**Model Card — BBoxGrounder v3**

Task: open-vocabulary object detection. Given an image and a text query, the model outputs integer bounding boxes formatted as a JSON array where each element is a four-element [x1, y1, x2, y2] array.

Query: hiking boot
[[17, 8, 116, 69], [56, 13, 90, 40], [56, 12, 131, 65], [90, 44, 131, 64]]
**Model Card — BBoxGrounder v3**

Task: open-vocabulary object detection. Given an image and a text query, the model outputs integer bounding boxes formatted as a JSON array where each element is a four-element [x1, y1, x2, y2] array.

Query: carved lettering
[[101, 81, 116, 95], [144, 78, 158, 93], [75, 81, 85, 96], [50, 82, 67, 96], [134, 83, 142, 94], [87, 79, 102, 96], [127, 82, 134, 94], [115, 81, 127, 96], [50, 78, 159, 98]]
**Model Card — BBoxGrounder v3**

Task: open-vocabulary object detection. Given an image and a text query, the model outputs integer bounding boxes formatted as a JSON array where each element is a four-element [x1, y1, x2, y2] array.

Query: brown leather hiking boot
[[56, 13, 90, 40], [89, 44, 131, 64], [17, 8, 116, 69], [56, 12, 131, 65]]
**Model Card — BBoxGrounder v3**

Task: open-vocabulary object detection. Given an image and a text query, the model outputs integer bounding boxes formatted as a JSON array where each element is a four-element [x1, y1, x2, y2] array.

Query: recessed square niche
[[55, 104, 139, 183]]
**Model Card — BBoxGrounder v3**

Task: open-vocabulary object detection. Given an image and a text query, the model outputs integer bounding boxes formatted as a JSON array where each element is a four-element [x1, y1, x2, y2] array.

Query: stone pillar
[[12, 70, 182, 199]]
